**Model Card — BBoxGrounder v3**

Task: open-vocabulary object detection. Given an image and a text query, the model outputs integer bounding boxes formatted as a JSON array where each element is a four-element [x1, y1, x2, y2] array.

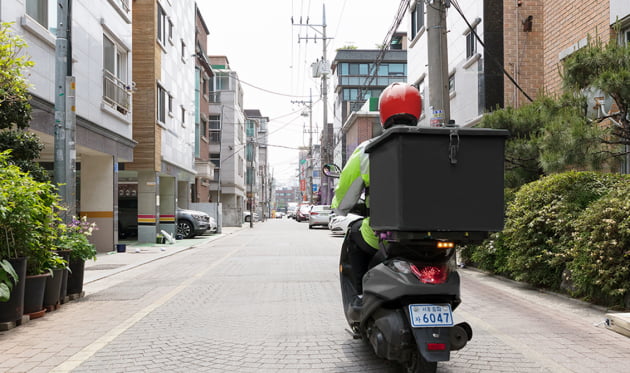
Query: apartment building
[[408, 0, 630, 127], [331, 35, 407, 165], [192, 5, 215, 203], [407, 0, 504, 127], [208, 56, 246, 227], [244, 109, 271, 219], [125, 0, 197, 243], [1, 0, 135, 252]]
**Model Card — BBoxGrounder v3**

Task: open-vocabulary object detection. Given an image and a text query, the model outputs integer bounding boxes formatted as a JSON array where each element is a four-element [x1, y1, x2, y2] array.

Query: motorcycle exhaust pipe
[[449, 322, 473, 351]]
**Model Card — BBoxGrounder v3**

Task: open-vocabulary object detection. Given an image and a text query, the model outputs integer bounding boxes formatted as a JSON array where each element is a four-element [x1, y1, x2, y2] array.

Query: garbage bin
[[116, 244, 126, 253]]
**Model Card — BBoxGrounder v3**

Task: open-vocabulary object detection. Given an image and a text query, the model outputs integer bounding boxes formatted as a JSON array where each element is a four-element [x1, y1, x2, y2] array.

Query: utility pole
[[54, 0, 77, 223], [292, 91, 316, 204], [427, 0, 451, 127], [292, 4, 333, 205]]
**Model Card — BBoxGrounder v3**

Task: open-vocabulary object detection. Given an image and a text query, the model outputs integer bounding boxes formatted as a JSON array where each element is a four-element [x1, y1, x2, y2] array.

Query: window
[[466, 29, 477, 59], [214, 72, 230, 91], [411, 1, 425, 40], [181, 106, 186, 126], [246, 119, 256, 138], [26, 0, 55, 32], [168, 94, 173, 115], [181, 40, 186, 61], [209, 132, 220, 144], [209, 115, 221, 130], [157, 4, 167, 45], [168, 19, 174, 43], [157, 84, 167, 123], [209, 153, 221, 168], [201, 119, 208, 138], [449, 74, 455, 94], [103, 34, 130, 112]]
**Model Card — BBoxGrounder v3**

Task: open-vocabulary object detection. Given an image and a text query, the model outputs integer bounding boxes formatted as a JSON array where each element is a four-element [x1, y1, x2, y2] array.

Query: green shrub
[[503, 172, 627, 289], [0, 151, 61, 275], [569, 185, 630, 308]]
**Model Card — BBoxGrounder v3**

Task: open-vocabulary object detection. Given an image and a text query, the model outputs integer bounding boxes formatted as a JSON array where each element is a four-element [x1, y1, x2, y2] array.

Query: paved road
[[0, 219, 628, 372]]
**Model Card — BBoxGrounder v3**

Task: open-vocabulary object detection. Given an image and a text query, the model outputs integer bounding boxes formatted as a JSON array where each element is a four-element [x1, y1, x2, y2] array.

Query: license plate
[[409, 304, 454, 328]]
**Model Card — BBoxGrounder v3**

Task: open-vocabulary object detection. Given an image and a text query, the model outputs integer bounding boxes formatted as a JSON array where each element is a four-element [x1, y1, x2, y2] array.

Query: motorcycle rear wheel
[[405, 351, 437, 373]]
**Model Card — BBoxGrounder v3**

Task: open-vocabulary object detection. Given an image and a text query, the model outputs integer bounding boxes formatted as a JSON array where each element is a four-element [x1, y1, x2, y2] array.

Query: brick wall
[[503, 0, 544, 108], [543, 0, 611, 95]]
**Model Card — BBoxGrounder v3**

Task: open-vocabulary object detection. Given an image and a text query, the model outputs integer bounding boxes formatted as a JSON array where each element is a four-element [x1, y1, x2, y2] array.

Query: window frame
[[157, 84, 167, 124], [466, 29, 477, 59], [157, 4, 168, 47], [411, 1, 425, 40]]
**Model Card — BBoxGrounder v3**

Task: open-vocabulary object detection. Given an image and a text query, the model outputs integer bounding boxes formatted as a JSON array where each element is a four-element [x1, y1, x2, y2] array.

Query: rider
[[331, 82, 422, 294]]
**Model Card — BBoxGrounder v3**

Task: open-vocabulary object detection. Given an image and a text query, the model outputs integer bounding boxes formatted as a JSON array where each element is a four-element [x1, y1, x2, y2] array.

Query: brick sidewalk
[[84, 226, 244, 284]]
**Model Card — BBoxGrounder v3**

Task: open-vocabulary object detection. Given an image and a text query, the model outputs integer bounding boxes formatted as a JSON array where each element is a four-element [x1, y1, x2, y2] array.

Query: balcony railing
[[103, 70, 131, 115]]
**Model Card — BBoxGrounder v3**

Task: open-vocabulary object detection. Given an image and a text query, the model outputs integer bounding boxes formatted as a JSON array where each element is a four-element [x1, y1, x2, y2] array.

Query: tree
[[480, 95, 606, 188], [562, 34, 630, 165], [0, 22, 47, 181]]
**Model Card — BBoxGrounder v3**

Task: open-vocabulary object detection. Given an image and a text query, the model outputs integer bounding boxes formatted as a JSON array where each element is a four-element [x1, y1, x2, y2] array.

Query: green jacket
[[331, 140, 379, 249]]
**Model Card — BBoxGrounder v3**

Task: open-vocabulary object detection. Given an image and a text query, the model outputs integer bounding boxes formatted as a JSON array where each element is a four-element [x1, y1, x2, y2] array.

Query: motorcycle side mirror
[[322, 163, 341, 178]]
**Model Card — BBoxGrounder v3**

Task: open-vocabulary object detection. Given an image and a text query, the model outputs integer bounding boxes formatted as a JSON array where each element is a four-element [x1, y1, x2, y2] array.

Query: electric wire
[[450, 0, 533, 103]]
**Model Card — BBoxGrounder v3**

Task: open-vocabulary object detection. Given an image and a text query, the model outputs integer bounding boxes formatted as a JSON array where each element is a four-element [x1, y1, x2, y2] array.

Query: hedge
[[463, 171, 630, 309]]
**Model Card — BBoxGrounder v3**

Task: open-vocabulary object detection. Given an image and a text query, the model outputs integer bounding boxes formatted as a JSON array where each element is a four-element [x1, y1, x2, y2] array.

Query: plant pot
[[24, 273, 50, 316], [0, 257, 27, 323], [66, 259, 86, 296], [56, 250, 71, 304], [43, 268, 63, 309]]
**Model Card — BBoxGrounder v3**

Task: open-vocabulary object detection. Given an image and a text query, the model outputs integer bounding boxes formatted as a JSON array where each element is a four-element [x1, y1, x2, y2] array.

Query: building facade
[[244, 109, 271, 219], [408, 0, 630, 127], [2, 0, 135, 251], [331, 40, 407, 166], [125, 0, 197, 243], [407, 0, 505, 128], [208, 56, 246, 227], [192, 5, 215, 203]]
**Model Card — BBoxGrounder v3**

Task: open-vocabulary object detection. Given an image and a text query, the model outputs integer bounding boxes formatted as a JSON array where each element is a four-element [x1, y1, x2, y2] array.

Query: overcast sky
[[196, 1, 405, 186]]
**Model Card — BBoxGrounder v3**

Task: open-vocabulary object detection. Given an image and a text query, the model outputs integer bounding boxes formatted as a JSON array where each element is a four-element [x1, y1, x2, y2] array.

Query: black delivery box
[[364, 126, 509, 238]]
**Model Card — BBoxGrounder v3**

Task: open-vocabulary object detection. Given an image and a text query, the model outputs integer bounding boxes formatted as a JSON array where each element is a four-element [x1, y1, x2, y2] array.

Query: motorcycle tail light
[[410, 264, 448, 284]]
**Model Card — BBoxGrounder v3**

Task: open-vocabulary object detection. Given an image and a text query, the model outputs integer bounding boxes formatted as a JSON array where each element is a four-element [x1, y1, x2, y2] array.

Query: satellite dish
[[583, 86, 615, 121]]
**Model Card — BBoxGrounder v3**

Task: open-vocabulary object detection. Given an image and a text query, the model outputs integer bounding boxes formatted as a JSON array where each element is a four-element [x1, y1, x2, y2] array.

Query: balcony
[[103, 70, 131, 115], [195, 160, 215, 179]]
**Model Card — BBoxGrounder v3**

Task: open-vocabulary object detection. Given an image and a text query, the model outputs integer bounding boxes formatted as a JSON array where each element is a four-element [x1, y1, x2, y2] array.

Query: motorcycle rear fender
[[410, 327, 451, 362], [360, 263, 461, 324]]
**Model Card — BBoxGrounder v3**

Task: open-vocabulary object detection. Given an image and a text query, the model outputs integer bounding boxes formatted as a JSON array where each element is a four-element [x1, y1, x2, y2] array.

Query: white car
[[328, 213, 363, 235]]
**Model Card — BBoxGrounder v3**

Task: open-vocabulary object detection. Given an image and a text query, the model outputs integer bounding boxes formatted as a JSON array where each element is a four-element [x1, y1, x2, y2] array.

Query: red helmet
[[378, 83, 422, 129]]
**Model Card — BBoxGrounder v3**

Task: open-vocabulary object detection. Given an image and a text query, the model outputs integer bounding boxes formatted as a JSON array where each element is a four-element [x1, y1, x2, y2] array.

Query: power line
[[450, 0, 533, 103], [358, 0, 410, 101]]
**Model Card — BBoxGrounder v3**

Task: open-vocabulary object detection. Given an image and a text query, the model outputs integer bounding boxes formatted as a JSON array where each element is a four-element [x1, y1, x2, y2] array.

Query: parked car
[[119, 200, 210, 239], [308, 205, 332, 229], [328, 213, 363, 235], [243, 211, 259, 222], [177, 208, 211, 239], [208, 216, 218, 233], [295, 204, 312, 222]]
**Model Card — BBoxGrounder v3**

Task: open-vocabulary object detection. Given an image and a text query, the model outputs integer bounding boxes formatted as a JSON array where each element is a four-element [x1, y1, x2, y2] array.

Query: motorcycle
[[323, 163, 473, 373]]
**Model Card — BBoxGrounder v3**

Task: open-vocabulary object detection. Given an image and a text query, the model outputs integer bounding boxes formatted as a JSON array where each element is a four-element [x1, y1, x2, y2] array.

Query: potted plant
[[0, 151, 61, 319], [42, 252, 68, 310], [55, 216, 97, 296], [0, 259, 18, 302]]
